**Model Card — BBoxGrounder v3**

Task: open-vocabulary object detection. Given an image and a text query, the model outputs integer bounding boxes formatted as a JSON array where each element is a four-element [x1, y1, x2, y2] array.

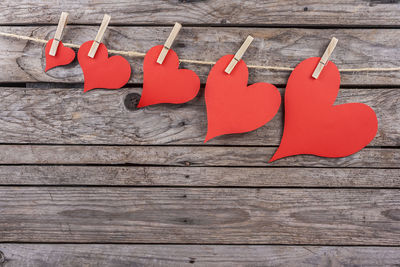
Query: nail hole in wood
[[182, 218, 194, 224]]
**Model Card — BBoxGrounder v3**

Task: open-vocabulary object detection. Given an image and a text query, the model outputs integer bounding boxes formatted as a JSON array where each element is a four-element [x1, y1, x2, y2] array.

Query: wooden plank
[[1, 244, 400, 266], [0, 0, 399, 26], [0, 187, 399, 244], [1, 166, 399, 187], [0, 87, 398, 146], [1, 27, 400, 85], [0, 145, 399, 168]]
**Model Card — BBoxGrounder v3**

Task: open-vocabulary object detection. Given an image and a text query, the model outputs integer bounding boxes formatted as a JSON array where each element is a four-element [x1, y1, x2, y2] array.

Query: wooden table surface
[[0, 1, 399, 266]]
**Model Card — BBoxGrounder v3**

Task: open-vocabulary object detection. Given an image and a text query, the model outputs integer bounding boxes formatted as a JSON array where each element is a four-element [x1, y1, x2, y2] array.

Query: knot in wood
[[0, 251, 5, 264], [124, 93, 141, 111]]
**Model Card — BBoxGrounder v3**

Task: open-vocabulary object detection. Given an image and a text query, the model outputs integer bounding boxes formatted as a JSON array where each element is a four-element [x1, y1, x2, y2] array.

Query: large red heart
[[137, 45, 200, 108], [205, 55, 281, 142], [78, 40, 131, 92], [270, 57, 378, 162], [45, 39, 75, 72]]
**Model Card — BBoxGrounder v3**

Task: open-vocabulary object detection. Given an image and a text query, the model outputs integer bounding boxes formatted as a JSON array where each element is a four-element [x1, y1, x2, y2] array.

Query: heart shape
[[45, 39, 75, 72], [205, 55, 281, 142], [137, 45, 200, 107], [270, 57, 378, 162], [78, 40, 131, 92]]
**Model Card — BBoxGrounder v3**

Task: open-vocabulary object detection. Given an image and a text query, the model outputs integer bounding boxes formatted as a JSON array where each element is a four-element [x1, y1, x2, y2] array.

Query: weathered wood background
[[0, 1, 399, 266]]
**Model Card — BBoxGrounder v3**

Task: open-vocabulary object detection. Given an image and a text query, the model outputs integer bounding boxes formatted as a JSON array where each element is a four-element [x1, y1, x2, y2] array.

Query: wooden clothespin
[[49, 12, 69, 56], [88, 14, 111, 58], [225, 35, 254, 74], [312, 37, 338, 79], [157, 22, 182, 64]]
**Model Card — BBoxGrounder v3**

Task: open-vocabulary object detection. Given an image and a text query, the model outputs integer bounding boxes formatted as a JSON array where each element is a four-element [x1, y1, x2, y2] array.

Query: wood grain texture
[[0, 187, 399, 244], [1, 27, 400, 85], [0, 0, 399, 258], [1, 244, 400, 266], [0, 0, 399, 26], [0, 145, 399, 167], [0, 166, 399, 187], [0, 87, 398, 146]]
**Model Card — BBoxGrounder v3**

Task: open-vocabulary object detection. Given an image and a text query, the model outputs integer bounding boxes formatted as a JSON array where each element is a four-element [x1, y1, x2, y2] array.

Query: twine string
[[1, 31, 400, 73]]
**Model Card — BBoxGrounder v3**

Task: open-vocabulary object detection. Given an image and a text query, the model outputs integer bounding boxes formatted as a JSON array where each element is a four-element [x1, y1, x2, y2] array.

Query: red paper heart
[[270, 57, 378, 162], [45, 39, 75, 72], [78, 40, 131, 92], [137, 45, 200, 107], [205, 55, 281, 142]]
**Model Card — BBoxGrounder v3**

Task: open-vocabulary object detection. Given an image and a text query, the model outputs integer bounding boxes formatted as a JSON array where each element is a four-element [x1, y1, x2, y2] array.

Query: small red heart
[[137, 45, 200, 107], [45, 39, 75, 72], [270, 57, 378, 162], [205, 55, 281, 142], [78, 40, 131, 92]]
